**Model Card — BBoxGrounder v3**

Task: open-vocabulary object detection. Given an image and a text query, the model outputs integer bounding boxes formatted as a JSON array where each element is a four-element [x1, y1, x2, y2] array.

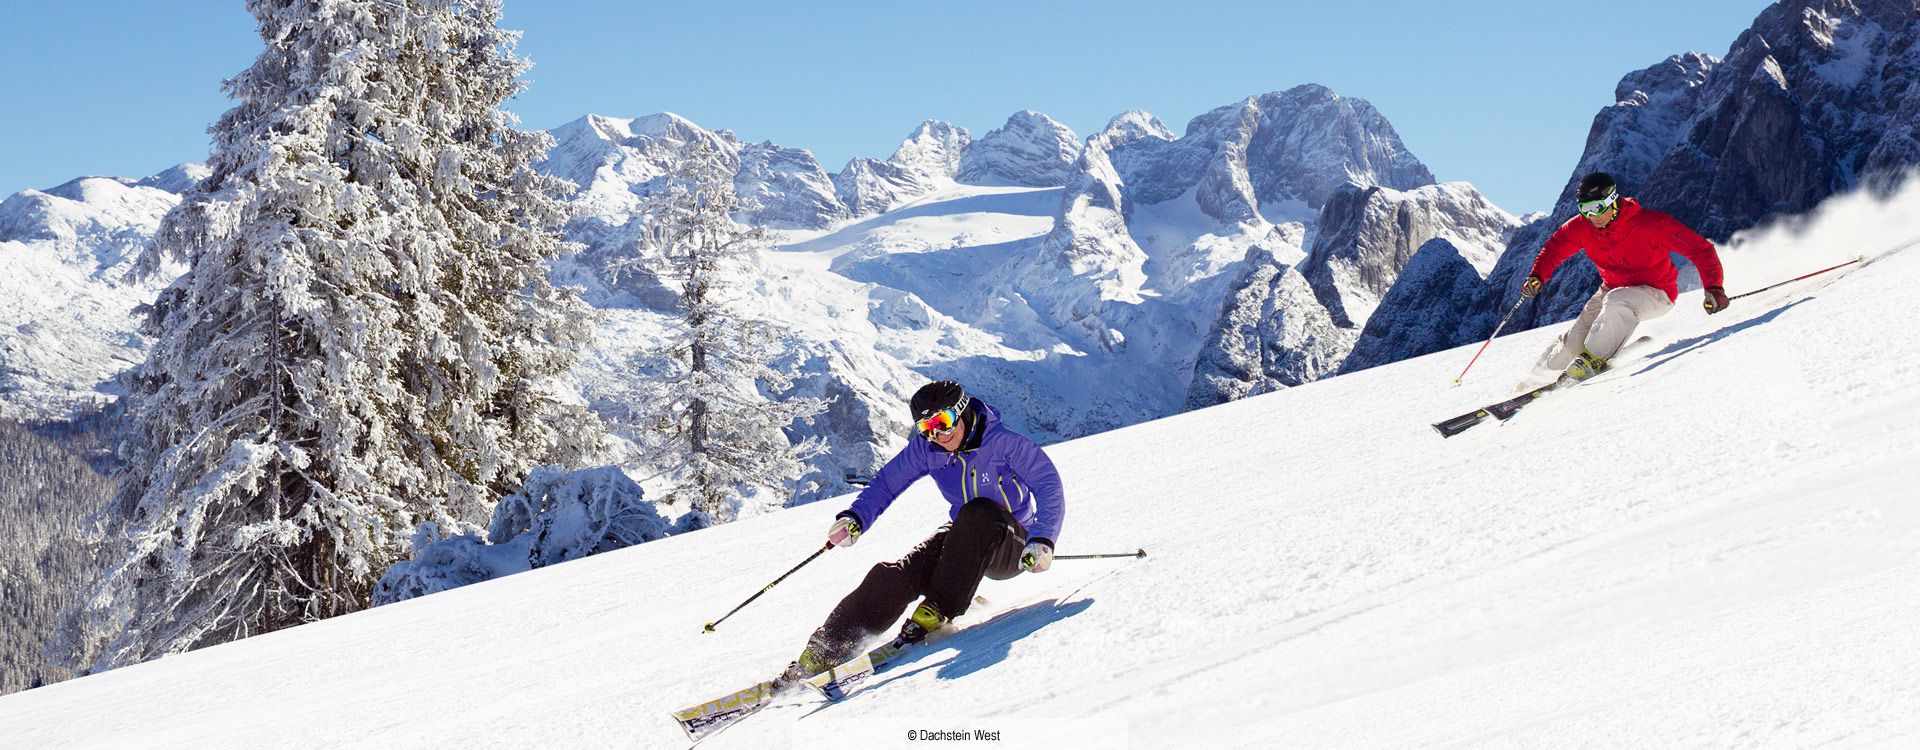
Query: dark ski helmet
[[910, 380, 968, 420], [1576, 172, 1618, 202]]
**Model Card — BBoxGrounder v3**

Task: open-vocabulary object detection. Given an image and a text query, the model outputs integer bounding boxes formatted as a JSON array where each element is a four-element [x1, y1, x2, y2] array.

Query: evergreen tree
[[55, 0, 598, 671], [621, 144, 828, 527], [0, 419, 112, 695]]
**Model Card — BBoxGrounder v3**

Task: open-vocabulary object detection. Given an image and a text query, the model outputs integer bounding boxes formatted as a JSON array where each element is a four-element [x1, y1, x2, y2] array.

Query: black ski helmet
[[1577, 172, 1618, 202], [910, 380, 968, 420]]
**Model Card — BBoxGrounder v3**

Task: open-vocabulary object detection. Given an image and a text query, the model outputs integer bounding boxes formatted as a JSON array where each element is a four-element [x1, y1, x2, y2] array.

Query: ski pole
[[1054, 549, 1147, 561], [1451, 294, 1529, 386], [703, 543, 831, 633], [1729, 257, 1861, 301]]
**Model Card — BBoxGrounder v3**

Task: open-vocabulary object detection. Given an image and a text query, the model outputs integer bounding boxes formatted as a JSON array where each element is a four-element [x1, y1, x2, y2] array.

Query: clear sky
[[0, 1, 1771, 214]]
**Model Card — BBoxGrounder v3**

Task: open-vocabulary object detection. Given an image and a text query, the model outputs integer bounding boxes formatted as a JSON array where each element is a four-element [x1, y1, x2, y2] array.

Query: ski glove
[[1704, 285, 1730, 314], [1520, 275, 1543, 297], [1021, 539, 1054, 573], [827, 514, 861, 548]]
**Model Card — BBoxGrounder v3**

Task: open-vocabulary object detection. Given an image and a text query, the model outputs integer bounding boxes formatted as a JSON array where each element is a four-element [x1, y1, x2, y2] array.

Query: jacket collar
[[928, 397, 996, 456], [957, 403, 987, 453], [1617, 197, 1642, 220]]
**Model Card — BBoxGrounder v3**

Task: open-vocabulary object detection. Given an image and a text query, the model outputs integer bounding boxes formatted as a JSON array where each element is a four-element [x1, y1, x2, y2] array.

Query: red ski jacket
[[1530, 198, 1724, 301]]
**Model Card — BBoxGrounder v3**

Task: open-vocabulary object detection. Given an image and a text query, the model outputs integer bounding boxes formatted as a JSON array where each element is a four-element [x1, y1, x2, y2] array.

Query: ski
[[671, 595, 988, 740], [1432, 382, 1563, 437], [806, 593, 990, 702], [1434, 336, 1654, 438], [803, 626, 954, 701], [669, 679, 788, 745]]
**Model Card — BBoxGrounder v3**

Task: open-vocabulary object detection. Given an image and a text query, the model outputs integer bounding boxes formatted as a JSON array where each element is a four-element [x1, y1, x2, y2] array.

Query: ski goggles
[[1577, 188, 1619, 217], [916, 407, 962, 438]]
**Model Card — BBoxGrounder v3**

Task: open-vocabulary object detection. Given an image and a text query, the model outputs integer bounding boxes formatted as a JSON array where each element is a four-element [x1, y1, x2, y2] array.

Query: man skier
[[776, 380, 1064, 685], [1521, 172, 1729, 381]]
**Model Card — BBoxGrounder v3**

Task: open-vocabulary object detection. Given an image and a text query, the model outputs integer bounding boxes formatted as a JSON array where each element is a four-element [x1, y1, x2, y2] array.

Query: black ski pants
[[807, 498, 1026, 662]]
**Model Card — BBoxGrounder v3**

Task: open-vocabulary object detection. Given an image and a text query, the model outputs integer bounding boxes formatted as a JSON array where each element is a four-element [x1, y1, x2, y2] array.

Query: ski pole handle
[[703, 543, 832, 633], [1053, 548, 1147, 561]]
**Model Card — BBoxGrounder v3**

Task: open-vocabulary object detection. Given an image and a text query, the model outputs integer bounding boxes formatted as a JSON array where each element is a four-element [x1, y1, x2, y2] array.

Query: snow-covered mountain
[[0, 72, 1815, 499], [833, 120, 972, 217], [1187, 181, 1521, 406], [5, 176, 1916, 746], [17, 0, 1914, 510], [1113, 85, 1436, 222], [955, 111, 1081, 187], [1338, 237, 1515, 376], [1355, 0, 1920, 361], [540, 88, 1487, 484], [0, 167, 202, 421], [1302, 182, 1516, 328], [996, 86, 1486, 426], [539, 112, 847, 232]]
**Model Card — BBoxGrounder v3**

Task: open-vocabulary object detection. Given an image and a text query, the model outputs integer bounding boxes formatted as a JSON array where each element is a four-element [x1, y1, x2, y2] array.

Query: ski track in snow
[[3, 230, 1919, 747]]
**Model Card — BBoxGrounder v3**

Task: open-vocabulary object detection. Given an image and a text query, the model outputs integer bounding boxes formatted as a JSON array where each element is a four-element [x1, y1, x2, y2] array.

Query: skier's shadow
[[1631, 298, 1808, 377], [879, 597, 1095, 685]]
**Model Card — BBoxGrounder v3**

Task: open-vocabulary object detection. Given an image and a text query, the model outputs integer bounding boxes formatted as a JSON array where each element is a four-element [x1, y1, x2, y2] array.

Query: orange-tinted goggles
[[916, 407, 962, 438]]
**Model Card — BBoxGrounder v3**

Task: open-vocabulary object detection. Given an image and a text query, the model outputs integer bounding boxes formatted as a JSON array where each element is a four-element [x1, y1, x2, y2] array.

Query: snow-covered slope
[[4, 184, 1917, 748]]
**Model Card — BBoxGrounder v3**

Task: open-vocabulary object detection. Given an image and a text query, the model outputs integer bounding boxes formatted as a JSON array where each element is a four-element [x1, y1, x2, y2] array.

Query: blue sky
[[0, 1, 1769, 213]]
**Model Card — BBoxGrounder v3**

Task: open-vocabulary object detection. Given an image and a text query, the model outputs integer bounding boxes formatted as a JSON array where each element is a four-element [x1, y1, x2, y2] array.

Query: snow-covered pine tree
[[620, 143, 828, 528], [53, 0, 599, 671]]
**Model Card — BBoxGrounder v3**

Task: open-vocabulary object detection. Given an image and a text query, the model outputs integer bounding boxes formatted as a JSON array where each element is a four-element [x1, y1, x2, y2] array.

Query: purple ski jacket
[[844, 399, 1064, 546]]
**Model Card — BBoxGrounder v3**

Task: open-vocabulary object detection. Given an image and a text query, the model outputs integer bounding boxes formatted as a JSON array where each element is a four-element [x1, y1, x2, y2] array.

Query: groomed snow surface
[[5, 213, 1920, 748]]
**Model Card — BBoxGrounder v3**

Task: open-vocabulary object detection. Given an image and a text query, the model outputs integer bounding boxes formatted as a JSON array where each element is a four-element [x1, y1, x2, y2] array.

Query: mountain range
[[3, 0, 1916, 509]]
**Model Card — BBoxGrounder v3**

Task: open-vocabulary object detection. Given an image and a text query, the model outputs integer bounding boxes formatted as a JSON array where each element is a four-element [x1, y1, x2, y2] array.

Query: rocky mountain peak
[[1098, 110, 1176, 145], [134, 163, 212, 194], [957, 111, 1081, 187], [889, 120, 971, 179], [1103, 84, 1436, 224], [833, 121, 973, 217], [1299, 181, 1518, 328]]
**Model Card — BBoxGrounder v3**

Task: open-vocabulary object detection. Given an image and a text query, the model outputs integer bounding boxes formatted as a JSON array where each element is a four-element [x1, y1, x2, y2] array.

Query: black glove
[[1704, 285, 1730, 314], [1520, 275, 1543, 298]]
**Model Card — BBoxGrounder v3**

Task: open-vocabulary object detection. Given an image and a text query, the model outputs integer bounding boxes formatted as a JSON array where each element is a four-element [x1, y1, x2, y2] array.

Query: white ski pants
[[1536, 284, 1673, 370]]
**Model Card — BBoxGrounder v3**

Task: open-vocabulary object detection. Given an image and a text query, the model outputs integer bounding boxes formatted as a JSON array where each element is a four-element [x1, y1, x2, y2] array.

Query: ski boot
[[1564, 349, 1609, 382], [771, 645, 834, 691], [897, 602, 948, 644]]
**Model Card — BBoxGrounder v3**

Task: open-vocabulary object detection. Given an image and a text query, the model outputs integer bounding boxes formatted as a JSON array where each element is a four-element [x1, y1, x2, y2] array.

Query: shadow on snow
[[859, 597, 1096, 693], [1632, 297, 1811, 378]]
